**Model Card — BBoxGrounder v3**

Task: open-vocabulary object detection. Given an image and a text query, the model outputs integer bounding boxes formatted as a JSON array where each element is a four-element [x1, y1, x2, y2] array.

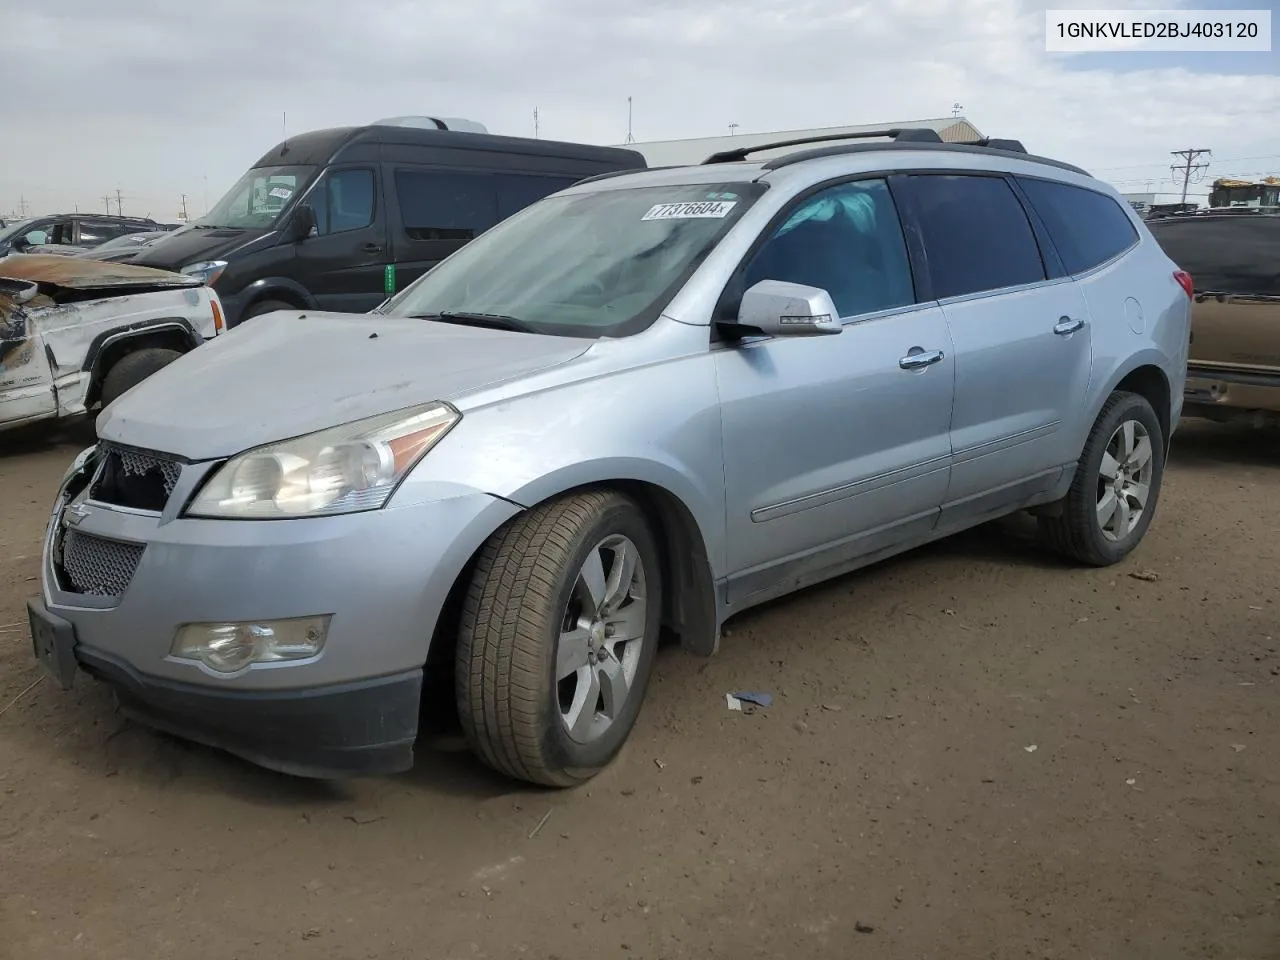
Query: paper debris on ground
[[726, 694, 743, 711], [731, 691, 774, 707]]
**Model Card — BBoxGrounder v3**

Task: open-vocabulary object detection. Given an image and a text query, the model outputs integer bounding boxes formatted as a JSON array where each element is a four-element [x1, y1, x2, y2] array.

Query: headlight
[[185, 402, 460, 519], [180, 259, 227, 285]]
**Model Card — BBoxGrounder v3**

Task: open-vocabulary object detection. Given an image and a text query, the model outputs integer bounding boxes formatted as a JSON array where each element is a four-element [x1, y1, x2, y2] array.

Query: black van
[[134, 119, 646, 327]]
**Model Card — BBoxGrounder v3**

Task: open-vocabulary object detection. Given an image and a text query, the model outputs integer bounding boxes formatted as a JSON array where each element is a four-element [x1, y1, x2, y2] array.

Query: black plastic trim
[[81, 316, 201, 373], [759, 141, 1088, 177], [74, 643, 422, 779], [704, 128, 942, 164]]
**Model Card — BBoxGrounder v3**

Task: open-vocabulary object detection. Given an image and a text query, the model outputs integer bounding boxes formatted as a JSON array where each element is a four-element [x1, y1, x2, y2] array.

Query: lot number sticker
[[641, 200, 737, 221], [268, 187, 294, 200]]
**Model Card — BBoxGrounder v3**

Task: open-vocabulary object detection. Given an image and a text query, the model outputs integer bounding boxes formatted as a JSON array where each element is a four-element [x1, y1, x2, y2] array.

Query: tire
[[456, 490, 663, 787], [240, 299, 295, 323], [1039, 390, 1165, 566], [99, 347, 183, 408]]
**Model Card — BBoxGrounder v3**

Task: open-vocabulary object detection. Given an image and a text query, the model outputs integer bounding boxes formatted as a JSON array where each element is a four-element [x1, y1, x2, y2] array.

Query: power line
[[1170, 148, 1211, 203], [1092, 152, 1279, 172]]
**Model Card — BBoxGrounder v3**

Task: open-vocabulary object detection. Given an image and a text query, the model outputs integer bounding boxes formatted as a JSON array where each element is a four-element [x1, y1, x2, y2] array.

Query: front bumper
[[36, 446, 522, 776], [32, 596, 421, 777]]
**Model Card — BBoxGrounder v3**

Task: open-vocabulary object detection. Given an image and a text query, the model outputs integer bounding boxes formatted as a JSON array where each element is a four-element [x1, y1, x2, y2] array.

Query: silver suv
[[28, 129, 1191, 786]]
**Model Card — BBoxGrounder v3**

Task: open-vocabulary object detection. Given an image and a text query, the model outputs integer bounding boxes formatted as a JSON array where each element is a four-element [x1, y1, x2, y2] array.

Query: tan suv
[[1148, 211, 1280, 425]]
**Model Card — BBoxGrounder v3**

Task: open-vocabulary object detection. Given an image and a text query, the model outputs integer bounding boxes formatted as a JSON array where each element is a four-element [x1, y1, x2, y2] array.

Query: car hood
[[97, 311, 594, 459], [130, 224, 268, 271]]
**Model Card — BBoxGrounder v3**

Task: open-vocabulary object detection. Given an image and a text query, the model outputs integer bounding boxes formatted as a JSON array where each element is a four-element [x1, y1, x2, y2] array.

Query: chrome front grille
[[90, 442, 184, 512], [59, 529, 145, 597]]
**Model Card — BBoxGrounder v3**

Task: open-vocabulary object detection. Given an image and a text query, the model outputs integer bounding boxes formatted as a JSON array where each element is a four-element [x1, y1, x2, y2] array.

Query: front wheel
[[1039, 390, 1165, 566], [456, 490, 662, 786], [99, 347, 183, 408]]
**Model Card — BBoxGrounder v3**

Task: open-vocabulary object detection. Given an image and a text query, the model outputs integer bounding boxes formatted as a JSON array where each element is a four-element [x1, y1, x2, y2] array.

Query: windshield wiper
[[410, 311, 538, 333]]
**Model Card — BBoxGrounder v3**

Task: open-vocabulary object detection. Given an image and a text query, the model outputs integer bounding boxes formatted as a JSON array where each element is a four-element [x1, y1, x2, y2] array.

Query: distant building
[[617, 117, 985, 166], [1121, 192, 1158, 216]]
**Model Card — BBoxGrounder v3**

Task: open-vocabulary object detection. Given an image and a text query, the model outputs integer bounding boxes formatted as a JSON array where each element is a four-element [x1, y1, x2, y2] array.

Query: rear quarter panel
[[1074, 228, 1189, 450]]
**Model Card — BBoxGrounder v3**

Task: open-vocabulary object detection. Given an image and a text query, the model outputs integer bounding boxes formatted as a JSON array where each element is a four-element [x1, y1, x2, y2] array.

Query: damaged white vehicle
[[0, 255, 225, 433]]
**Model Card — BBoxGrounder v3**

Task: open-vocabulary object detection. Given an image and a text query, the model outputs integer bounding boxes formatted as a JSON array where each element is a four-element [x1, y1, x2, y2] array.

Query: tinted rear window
[[907, 174, 1046, 299], [1017, 177, 1139, 274], [395, 170, 582, 241], [1147, 216, 1280, 296]]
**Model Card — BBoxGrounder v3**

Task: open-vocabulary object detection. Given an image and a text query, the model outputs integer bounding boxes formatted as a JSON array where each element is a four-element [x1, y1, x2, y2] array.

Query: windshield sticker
[[268, 186, 294, 200], [641, 200, 737, 221]]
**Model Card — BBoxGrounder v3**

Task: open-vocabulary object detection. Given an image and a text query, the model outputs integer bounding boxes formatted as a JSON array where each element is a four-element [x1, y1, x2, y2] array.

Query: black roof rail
[[702, 127, 943, 164], [953, 137, 1027, 153], [758, 140, 1088, 177]]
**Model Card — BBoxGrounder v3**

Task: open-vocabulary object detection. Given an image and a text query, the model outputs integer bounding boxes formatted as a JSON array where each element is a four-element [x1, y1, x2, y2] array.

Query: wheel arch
[[428, 471, 721, 671], [231, 278, 317, 326], [82, 319, 200, 408], [1081, 354, 1174, 455]]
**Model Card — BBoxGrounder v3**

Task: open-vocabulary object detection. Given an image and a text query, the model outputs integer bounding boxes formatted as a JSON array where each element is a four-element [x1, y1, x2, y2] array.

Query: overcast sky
[[3, 0, 1276, 220]]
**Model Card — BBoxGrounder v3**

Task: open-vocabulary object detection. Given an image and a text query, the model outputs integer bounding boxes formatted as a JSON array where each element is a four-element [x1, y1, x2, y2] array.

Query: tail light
[[1174, 270, 1194, 299], [210, 296, 225, 334]]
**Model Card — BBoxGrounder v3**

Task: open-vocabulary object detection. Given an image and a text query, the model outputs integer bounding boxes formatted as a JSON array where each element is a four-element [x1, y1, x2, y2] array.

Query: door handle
[[362, 242, 384, 253], [1053, 316, 1085, 336], [899, 348, 945, 370]]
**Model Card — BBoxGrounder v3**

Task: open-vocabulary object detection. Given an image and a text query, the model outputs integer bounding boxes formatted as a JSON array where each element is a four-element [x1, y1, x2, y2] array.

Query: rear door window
[[1016, 177, 1139, 274], [905, 175, 1047, 299]]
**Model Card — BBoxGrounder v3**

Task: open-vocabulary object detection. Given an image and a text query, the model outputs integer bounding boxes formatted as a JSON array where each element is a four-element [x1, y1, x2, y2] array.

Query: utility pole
[[1170, 148, 1211, 203], [17, 195, 28, 217], [114, 187, 124, 216], [179, 194, 189, 221], [101, 195, 112, 214], [533, 106, 539, 139], [728, 122, 739, 136], [625, 96, 635, 144], [952, 101, 964, 118]]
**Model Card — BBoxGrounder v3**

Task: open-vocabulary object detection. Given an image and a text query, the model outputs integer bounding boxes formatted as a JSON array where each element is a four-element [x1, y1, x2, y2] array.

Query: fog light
[[171, 616, 330, 674]]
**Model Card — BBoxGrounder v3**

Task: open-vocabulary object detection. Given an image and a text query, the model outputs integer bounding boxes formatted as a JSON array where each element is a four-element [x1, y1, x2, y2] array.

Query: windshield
[[0, 220, 33, 244], [198, 164, 316, 230], [381, 181, 766, 338]]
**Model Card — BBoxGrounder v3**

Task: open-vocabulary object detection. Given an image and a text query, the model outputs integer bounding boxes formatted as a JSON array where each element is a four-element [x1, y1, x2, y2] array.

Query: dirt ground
[[1, 419, 1278, 960]]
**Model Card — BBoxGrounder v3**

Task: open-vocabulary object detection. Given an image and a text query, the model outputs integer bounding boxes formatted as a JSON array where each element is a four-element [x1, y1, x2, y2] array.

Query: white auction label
[[1046, 9, 1271, 51]]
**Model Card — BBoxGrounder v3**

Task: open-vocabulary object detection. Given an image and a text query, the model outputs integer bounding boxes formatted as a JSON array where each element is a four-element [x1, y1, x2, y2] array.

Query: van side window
[[395, 170, 498, 241], [743, 179, 916, 318], [496, 174, 580, 220], [314, 169, 375, 236]]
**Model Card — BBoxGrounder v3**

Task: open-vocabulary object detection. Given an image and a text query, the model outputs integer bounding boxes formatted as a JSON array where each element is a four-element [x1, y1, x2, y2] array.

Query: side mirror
[[289, 203, 317, 242], [729, 279, 843, 337]]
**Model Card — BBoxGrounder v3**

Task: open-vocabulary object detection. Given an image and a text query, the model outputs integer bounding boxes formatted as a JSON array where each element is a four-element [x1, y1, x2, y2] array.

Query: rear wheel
[[1039, 390, 1165, 566], [456, 490, 662, 786], [99, 347, 183, 407], [240, 299, 295, 323]]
